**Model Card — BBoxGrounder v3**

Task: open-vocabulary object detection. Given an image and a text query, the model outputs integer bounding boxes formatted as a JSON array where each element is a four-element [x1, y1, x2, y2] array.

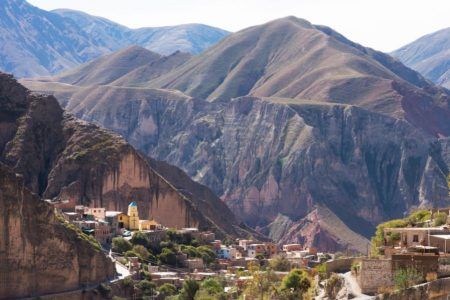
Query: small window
[[413, 235, 419, 242]]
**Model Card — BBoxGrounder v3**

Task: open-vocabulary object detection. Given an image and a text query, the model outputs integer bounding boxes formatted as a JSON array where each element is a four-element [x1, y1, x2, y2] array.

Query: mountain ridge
[[0, 0, 229, 77]]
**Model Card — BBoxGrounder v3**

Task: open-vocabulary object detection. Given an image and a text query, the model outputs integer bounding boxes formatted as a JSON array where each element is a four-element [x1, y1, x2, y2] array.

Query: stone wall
[[325, 258, 359, 275], [357, 259, 393, 294]]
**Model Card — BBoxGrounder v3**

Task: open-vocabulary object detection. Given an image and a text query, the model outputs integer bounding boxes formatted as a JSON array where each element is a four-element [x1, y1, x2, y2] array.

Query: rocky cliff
[[0, 162, 115, 299], [0, 72, 250, 237], [23, 78, 449, 251]]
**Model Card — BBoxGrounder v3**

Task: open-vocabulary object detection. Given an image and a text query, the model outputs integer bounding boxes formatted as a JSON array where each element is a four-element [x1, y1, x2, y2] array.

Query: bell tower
[[127, 201, 140, 230]]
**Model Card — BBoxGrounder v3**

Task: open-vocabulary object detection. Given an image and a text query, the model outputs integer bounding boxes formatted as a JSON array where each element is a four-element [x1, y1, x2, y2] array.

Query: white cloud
[[28, 0, 450, 52]]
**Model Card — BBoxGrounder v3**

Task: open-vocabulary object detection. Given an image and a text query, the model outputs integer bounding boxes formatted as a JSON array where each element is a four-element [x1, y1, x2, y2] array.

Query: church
[[116, 202, 161, 231]]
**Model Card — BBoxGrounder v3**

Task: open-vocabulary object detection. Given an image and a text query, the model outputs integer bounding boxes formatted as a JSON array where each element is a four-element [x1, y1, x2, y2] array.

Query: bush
[[112, 237, 132, 254], [200, 278, 223, 295], [196, 246, 216, 265], [315, 263, 328, 280], [120, 277, 134, 288], [132, 245, 152, 261], [281, 269, 311, 297], [179, 279, 200, 300], [408, 210, 431, 225], [270, 255, 291, 271], [325, 273, 343, 298], [393, 267, 423, 290], [158, 248, 177, 266], [434, 212, 448, 226], [136, 280, 156, 296], [131, 232, 150, 248], [158, 283, 177, 298]]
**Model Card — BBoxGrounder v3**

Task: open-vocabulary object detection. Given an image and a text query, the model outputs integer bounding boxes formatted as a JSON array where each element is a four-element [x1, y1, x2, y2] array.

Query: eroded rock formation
[[0, 73, 250, 238], [0, 162, 115, 299]]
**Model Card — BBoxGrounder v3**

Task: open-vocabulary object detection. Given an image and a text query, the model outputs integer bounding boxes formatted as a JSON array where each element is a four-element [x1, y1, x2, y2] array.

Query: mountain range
[[392, 27, 450, 89], [24, 16, 450, 253], [0, 0, 228, 78]]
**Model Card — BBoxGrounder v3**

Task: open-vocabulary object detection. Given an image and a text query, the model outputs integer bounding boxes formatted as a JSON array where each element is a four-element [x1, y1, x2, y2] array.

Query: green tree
[[196, 246, 216, 265], [394, 267, 423, 290], [131, 232, 150, 248], [280, 269, 311, 299], [243, 262, 279, 299], [132, 245, 152, 261], [181, 245, 199, 258], [179, 279, 200, 300], [158, 248, 177, 266], [270, 255, 290, 271], [434, 212, 448, 226], [158, 283, 177, 298], [200, 278, 223, 294], [136, 280, 156, 296], [112, 237, 132, 254]]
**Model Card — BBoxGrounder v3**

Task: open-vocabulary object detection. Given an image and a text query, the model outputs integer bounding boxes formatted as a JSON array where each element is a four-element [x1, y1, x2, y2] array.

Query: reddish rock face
[[0, 162, 115, 299], [0, 73, 251, 238]]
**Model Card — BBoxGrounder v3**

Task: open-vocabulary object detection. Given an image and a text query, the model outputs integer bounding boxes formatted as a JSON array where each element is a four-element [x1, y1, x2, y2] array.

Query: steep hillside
[[45, 46, 192, 87], [1, 73, 250, 238], [22, 79, 449, 252], [0, 0, 228, 77], [0, 162, 115, 299], [391, 27, 450, 89], [147, 16, 450, 137]]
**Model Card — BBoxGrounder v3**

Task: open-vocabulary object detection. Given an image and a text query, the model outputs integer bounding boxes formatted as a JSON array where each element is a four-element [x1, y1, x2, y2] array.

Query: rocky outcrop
[[0, 72, 250, 238], [0, 162, 115, 299]]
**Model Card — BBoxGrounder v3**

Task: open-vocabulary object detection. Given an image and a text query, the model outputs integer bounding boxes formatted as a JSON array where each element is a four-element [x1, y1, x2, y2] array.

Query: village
[[54, 200, 450, 299]]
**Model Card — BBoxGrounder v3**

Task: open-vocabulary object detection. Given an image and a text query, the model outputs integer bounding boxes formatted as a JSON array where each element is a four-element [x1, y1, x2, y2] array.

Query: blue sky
[[28, 0, 449, 52]]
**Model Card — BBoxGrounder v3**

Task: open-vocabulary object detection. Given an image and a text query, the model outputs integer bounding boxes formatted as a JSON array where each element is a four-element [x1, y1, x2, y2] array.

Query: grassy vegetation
[[55, 213, 101, 251]]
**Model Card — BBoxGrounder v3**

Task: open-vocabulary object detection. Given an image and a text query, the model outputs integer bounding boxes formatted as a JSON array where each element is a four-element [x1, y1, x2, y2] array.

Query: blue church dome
[[129, 201, 137, 207]]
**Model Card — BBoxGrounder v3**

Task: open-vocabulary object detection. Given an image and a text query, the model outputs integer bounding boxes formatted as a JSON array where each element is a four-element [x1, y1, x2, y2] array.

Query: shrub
[[200, 278, 223, 295], [158, 283, 177, 298], [281, 269, 311, 295], [158, 248, 177, 266], [132, 245, 152, 261], [325, 273, 343, 298], [136, 280, 156, 296], [120, 277, 134, 288], [408, 210, 431, 225], [270, 255, 291, 271], [315, 263, 328, 280], [179, 279, 199, 300], [131, 232, 150, 248], [393, 267, 423, 290], [434, 212, 448, 226], [112, 237, 132, 254], [196, 246, 216, 265]]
